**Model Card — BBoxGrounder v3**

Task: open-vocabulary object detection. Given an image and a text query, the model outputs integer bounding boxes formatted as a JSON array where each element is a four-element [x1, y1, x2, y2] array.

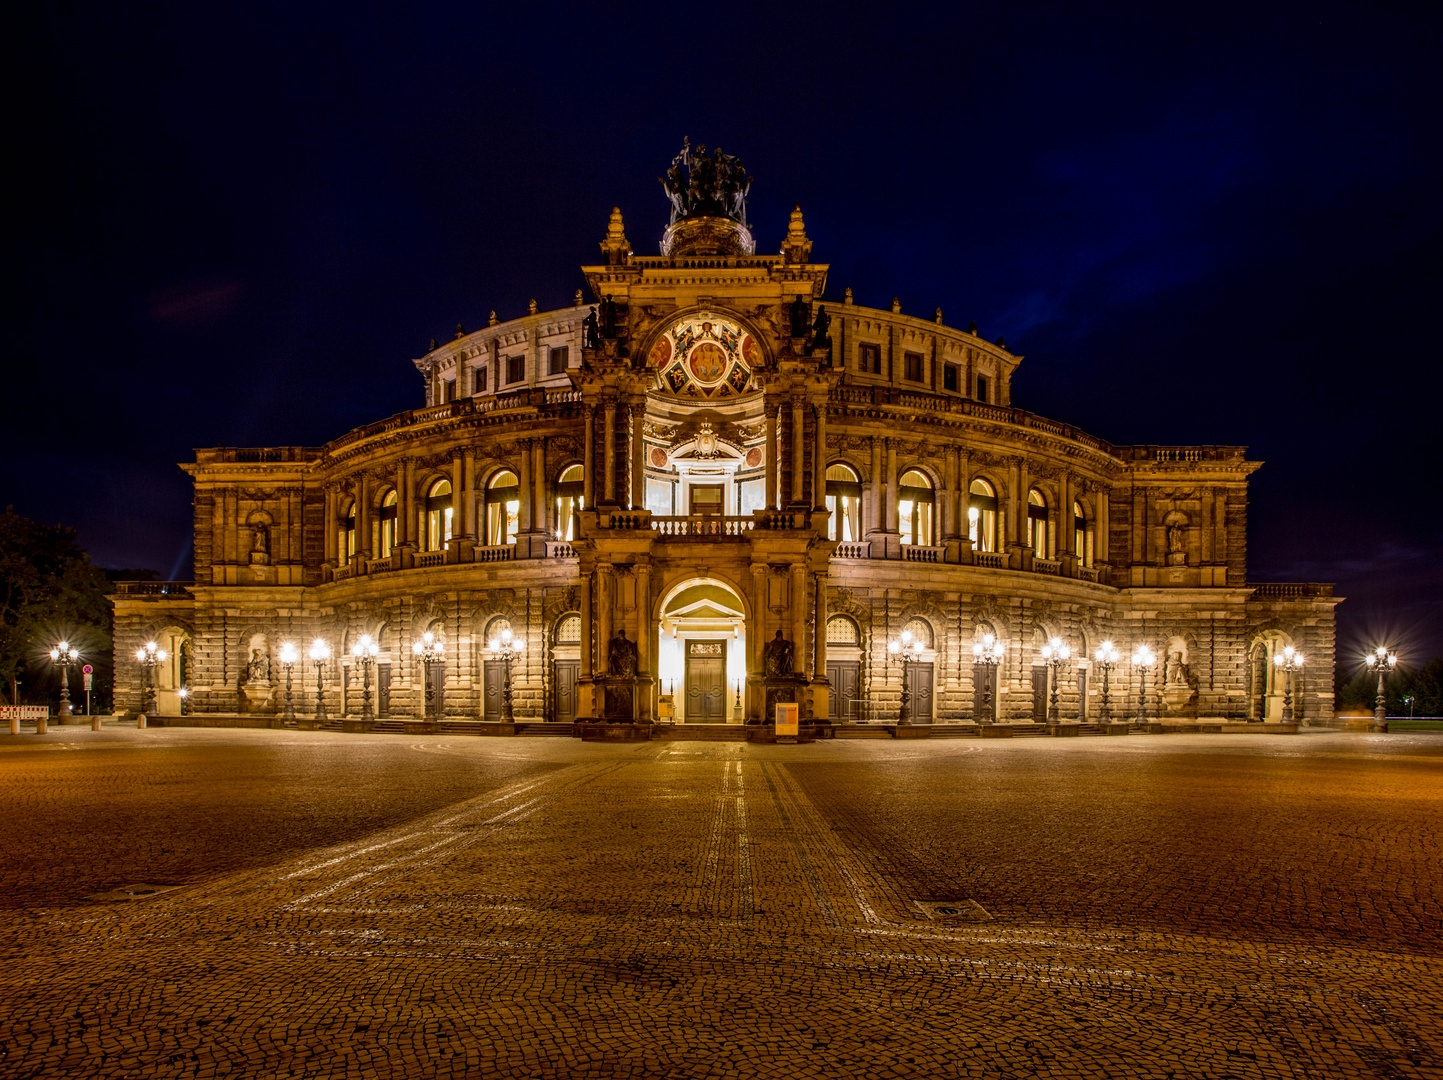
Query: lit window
[[555, 464, 584, 541], [341, 501, 356, 559], [378, 490, 398, 558], [969, 478, 997, 552], [1028, 488, 1048, 558], [487, 470, 520, 545], [825, 463, 862, 542], [898, 469, 934, 546], [1073, 500, 1088, 566], [425, 479, 453, 552]]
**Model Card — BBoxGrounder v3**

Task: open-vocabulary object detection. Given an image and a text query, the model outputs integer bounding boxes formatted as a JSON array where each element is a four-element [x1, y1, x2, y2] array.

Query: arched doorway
[[657, 579, 747, 723]]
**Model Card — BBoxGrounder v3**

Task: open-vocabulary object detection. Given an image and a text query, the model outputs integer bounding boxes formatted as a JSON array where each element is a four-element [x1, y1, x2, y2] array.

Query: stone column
[[401, 457, 416, 548], [765, 408, 778, 510], [596, 567, 612, 673], [323, 487, 337, 567], [813, 403, 827, 510], [518, 438, 532, 534], [534, 440, 547, 536], [791, 399, 805, 505], [1097, 488, 1110, 571], [868, 437, 882, 533], [583, 406, 596, 507], [603, 404, 616, 503], [630, 400, 645, 511], [580, 570, 594, 675], [461, 449, 477, 540], [749, 562, 767, 679], [355, 474, 371, 562], [812, 571, 830, 722], [791, 564, 808, 677], [884, 439, 899, 532]]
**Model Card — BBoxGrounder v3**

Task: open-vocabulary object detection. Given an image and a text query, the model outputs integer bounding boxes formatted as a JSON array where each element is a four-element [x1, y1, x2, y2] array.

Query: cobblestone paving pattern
[[0, 729, 1439, 1078]]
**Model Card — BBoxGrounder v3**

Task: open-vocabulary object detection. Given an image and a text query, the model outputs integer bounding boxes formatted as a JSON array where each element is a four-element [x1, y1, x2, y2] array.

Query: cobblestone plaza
[[1, 729, 1439, 1078]]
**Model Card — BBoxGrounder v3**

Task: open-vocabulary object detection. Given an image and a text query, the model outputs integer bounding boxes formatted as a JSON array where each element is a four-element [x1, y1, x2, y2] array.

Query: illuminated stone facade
[[112, 168, 1338, 727]]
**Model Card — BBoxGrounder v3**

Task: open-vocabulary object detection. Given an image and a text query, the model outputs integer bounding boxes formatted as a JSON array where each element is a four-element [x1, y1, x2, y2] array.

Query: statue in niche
[[247, 648, 270, 684], [1168, 522, 1185, 555], [600, 295, 621, 338], [249, 524, 269, 564], [810, 304, 831, 352], [583, 307, 601, 350], [764, 630, 795, 677], [608, 629, 638, 678], [789, 295, 809, 338], [1166, 649, 1189, 688]]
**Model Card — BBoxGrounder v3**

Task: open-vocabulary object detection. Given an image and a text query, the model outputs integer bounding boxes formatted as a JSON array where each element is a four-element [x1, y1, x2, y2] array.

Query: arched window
[[555, 464, 584, 541], [825, 463, 862, 542], [968, 478, 998, 553], [555, 614, 582, 644], [341, 500, 356, 559], [425, 479, 453, 552], [825, 615, 860, 645], [486, 470, 520, 546], [902, 618, 934, 648], [898, 469, 934, 546], [1028, 488, 1049, 558], [1073, 500, 1088, 566], [378, 489, 398, 558]]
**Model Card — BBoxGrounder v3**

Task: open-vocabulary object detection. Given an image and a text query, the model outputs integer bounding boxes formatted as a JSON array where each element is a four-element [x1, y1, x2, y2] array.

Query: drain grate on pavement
[[912, 898, 991, 922], [85, 883, 182, 902]]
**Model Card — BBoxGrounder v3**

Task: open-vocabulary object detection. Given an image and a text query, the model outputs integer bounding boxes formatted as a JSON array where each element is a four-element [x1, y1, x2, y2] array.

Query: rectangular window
[[943, 364, 959, 392], [506, 354, 525, 384], [975, 374, 989, 403], [548, 346, 569, 374], [443, 379, 455, 402], [903, 351, 923, 382], [858, 343, 881, 373], [473, 366, 488, 393]]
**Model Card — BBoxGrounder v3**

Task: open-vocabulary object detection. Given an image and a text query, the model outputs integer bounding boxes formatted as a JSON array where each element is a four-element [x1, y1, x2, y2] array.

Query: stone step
[[657, 724, 748, 741], [835, 724, 892, 739], [515, 722, 576, 737], [929, 724, 981, 738]]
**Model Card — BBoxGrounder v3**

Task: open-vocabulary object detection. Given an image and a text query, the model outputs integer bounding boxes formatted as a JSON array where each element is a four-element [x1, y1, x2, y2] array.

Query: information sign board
[[774, 703, 799, 736]]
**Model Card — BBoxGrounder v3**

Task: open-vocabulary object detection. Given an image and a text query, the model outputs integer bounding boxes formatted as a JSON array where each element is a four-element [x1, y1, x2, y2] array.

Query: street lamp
[[177, 686, 190, 715], [412, 631, 445, 722], [486, 628, 524, 722], [134, 640, 168, 718], [1273, 645, 1305, 723], [1132, 644, 1155, 725], [1040, 636, 1072, 723], [49, 641, 80, 718], [309, 638, 331, 723], [279, 642, 298, 722], [1094, 640, 1120, 723], [350, 634, 379, 723], [887, 629, 923, 724], [1364, 645, 1398, 731], [972, 632, 1005, 724]]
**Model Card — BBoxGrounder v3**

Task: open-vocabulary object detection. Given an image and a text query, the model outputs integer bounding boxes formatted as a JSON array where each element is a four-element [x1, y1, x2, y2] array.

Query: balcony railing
[[901, 544, 944, 563], [1033, 557, 1061, 575], [413, 551, 446, 568], [974, 551, 1007, 569], [1250, 582, 1335, 599], [545, 540, 576, 558], [475, 544, 515, 563], [651, 516, 755, 537], [113, 581, 193, 597], [833, 541, 870, 559]]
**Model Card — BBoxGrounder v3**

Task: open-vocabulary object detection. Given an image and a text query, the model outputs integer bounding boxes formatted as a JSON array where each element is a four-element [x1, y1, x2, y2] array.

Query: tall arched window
[[1073, 500, 1088, 566], [902, 618, 934, 648], [341, 500, 356, 559], [555, 464, 584, 541], [825, 463, 862, 542], [378, 489, 398, 558], [898, 469, 934, 546], [969, 478, 997, 553], [425, 479, 453, 552], [486, 470, 520, 546], [1028, 488, 1049, 558]]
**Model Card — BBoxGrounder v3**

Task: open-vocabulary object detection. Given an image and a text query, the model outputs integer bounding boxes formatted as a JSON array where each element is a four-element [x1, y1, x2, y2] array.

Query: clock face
[[650, 312, 757, 399]]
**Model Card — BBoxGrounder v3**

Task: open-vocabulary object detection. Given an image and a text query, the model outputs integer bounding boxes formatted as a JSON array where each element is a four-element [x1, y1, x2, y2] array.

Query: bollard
[[36, 716, 48, 735], [91, 715, 101, 732], [137, 713, 146, 729], [8, 717, 17, 736]]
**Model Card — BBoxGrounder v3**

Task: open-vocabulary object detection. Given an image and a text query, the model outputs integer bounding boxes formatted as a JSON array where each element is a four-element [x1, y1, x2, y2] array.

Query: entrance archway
[[657, 578, 747, 723]]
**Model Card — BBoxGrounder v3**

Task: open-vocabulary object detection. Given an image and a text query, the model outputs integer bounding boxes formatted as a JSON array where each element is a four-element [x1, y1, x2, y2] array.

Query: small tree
[[0, 510, 112, 706]]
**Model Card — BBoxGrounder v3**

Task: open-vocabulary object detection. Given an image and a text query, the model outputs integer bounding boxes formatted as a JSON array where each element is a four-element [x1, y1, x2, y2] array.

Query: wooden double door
[[685, 641, 727, 722]]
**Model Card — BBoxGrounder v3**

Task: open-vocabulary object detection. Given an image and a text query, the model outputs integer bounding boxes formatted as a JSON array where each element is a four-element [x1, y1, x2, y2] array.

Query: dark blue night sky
[[7, 3, 1441, 662]]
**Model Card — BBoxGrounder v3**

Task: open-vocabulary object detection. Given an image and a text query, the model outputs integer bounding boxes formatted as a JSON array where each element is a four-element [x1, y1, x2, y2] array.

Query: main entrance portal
[[659, 578, 747, 723]]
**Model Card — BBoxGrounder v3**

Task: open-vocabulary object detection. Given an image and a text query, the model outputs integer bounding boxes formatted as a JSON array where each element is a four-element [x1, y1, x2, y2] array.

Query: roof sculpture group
[[660, 138, 753, 226]]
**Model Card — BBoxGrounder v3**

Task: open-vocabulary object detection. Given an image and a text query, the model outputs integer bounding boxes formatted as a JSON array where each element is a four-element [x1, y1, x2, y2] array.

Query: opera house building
[[112, 147, 1338, 732]]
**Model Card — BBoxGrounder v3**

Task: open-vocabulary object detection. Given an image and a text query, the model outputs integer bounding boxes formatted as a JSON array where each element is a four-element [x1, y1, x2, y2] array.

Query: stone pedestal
[[760, 676, 808, 724], [1162, 686, 1195, 717], [240, 684, 273, 715], [600, 677, 647, 722]]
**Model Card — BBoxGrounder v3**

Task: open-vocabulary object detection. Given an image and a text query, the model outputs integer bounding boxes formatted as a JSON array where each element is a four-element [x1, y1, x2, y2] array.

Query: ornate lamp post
[[309, 638, 331, 723], [887, 629, 923, 724], [1132, 644, 1155, 725], [413, 631, 445, 722], [487, 628, 524, 722], [134, 640, 168, 718], [1040, 636, 1072, 722], [351, 634, 379, 723], [1364, 645, 1397, 731], [279, 642, 298, 722], [1093, 640, 1120, 723], [49, 641, 80, 718], [972, 632, 1005, 724], [1273, 646, 1305, 723]]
